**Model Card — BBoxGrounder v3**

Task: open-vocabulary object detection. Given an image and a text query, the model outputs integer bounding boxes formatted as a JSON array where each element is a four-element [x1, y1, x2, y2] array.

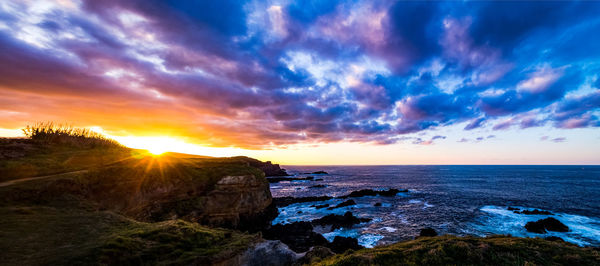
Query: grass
[[22, 122, 121, 147], [315, 235, 600, 266], [0, 204, 258, 266], [0, 150, 266, 265], [1, 123, 129, 182]]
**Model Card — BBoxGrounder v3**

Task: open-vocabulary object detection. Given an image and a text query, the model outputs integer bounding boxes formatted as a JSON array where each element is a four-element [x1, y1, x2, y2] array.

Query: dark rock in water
[[339, 188, 407, 198], [545, 236, 565, 242], [267, 176, 314, 183], [274, 196, 333, 207], [516, 209, 553, 215], [525, 217, 569, 234], [311, 204, 330, 209], [327, 200, 356, 210], [262, 222, 328, 253], [298, 246, 334, 264], [507, 206, 520, 211], [314, 178, 324, 181], [312, 211, 371, 231], [309, 184, 327, 189], [297, 211, 303, 214], [328, 236, 364, 254], [312, 171, 328, 175], [419, 227, 438, 237], [374, 202, 382, 207]]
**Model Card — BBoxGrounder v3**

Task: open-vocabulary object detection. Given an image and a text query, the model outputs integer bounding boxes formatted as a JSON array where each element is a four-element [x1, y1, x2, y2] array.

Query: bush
[[22, 122, 122, 148]]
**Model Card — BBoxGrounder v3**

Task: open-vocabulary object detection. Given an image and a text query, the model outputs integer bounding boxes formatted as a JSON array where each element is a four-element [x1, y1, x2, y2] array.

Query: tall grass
[[22, 122, 122, 148]]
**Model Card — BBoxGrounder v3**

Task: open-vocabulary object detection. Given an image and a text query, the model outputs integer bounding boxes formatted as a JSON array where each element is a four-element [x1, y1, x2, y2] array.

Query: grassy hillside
[[314, 235, 600, 266], [0, 149, 265, 265], [0, 127, 269, 265]]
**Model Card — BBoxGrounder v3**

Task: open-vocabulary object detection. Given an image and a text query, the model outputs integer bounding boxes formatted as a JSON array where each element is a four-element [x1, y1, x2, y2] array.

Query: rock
[[507, 206, 520, 211], [545, 236, 565, 242], [327, 200, 356, 210], [309, 184, 327, 189], [374, 202, 382, 207], [328, 236, 364, 253], [419, 228, 438, 237], [311, 204, 330, 209], [298, 246, 334, 264], [262, 222, 329, 253], [312, 211, 371, 231], [144, 174, 275, 231], [233, 157, 289, 176], [525, 217, 569, 234], [233, 240, 301, 266], [314, 178, 324, 181], [517, 209, 553, 215], [339, 188, 407, 198], [266, 176, 314, 183], [312, 171, 328, 175], [273, 196, 333, 207]]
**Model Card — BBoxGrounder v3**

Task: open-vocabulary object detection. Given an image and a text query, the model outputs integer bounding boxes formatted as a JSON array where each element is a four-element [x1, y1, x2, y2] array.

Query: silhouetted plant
[[22, 122, 122, 148]]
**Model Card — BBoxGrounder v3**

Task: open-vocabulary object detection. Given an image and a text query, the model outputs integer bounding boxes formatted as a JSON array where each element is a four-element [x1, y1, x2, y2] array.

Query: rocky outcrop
[[262, 222, 329, 252], [121, 170, 276, 230], [525, 217, 569, 234], [312, 211, 371, 230], [223, 240, 301, 266], [234, 156, 289, 176], [419, 228, 438, 237], [328, 236, 364, 253], [196, 174, 276, 229]]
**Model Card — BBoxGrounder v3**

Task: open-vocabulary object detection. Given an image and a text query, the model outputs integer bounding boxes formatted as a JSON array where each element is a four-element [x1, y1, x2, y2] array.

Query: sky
[[0, 0, 599, 165]]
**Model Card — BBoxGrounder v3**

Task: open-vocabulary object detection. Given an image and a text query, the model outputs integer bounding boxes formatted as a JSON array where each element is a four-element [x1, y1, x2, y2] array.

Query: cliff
[[0, 143, 280, 264]]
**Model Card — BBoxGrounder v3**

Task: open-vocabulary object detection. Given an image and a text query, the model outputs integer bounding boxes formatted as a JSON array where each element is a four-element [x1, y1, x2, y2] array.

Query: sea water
[[270, 165, 600, 248]]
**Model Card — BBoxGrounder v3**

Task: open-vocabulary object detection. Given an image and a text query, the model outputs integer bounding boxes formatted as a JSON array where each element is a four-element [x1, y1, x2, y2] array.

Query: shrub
[[22, 122, 122, 148]]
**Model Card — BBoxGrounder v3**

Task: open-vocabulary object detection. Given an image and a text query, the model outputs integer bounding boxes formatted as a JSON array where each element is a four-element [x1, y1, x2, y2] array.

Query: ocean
[[269, 165, 600, 248]]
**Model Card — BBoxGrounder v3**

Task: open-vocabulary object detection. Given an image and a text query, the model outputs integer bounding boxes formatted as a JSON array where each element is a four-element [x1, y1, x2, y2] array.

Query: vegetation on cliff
[[314, 235, 600, 266]]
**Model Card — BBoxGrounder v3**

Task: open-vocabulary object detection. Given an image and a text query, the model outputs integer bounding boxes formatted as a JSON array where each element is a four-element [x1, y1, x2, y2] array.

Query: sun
[[147, 146, 167, 156]]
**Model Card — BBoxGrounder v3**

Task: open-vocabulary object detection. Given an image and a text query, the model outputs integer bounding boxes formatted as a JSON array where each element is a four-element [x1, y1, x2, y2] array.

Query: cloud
[[0, 0, 599, 148]]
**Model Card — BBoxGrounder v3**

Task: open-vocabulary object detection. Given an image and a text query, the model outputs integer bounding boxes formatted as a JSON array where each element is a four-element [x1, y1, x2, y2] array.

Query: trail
[[0, 157, 134, 188]]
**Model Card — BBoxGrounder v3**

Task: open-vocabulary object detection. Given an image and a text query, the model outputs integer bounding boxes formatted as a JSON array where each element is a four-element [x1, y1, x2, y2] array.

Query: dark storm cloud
[[0, 0, 599, 148]]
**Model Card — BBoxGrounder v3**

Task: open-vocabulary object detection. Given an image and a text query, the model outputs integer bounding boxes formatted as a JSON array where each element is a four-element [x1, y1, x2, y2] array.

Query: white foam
[[381, 226, 397, 232], [322, 228, 384, 248], [475, 205, 600, 246]]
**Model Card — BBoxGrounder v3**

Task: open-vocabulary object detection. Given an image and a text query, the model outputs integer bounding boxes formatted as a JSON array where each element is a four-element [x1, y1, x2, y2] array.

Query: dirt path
[[0, 170, 89, 187], [0, 157, 134, 188]]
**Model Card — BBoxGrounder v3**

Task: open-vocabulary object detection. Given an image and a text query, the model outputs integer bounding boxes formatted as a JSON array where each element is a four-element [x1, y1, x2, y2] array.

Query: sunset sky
[[1, 0, 599, 165]]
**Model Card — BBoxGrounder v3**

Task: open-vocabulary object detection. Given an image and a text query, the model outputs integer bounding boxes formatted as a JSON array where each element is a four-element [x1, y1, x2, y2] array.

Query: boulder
[[235, 240, 301, 266], [312, 211, 371, 230], [262, 222, 328, 253], [419, 227, 438, 237], [328, 236, 364, 254], [525, 217, 569, 234], [374, 202, 382, 207], [327, 199, 356, 210], [298, 246, 335, 264], [507, 206, 520, 211]]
